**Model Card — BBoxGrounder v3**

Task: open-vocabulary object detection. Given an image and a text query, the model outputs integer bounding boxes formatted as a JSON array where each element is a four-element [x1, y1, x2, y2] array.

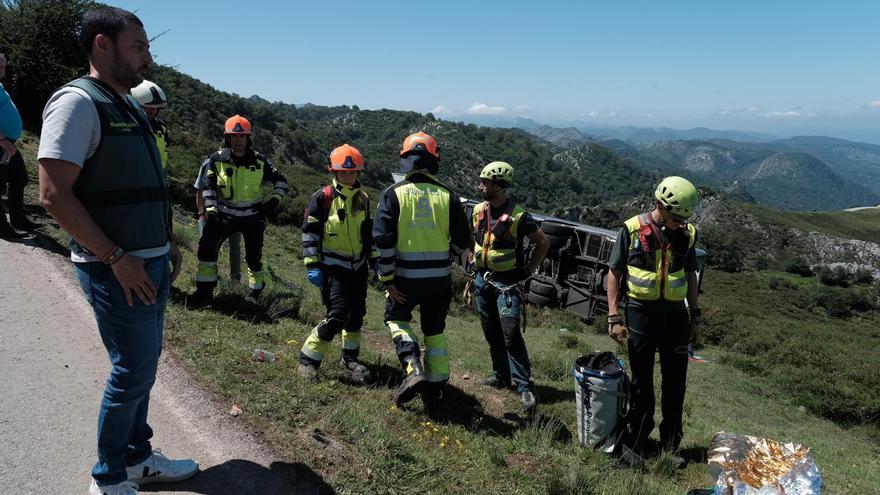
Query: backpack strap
[[321, 185, 335, 218]]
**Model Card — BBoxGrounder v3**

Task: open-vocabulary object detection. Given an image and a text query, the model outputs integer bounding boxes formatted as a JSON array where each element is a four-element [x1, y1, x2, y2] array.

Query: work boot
[[520, 390, 537, 414], [298, 363, 318, 382], [340, 358, 370, 384], [618, 445, 646, 469], [478, 375, 511, 389], [186, 287, 214, 308], [421, 382, 444, 416], [10, 217, 40, 231], [394, 355, 426, 406], [0, 223, 26, 240], [245, 288, 262, 304]]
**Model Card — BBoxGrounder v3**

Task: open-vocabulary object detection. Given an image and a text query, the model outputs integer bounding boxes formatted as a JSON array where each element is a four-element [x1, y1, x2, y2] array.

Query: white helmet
[[131, 80, 167, 108]]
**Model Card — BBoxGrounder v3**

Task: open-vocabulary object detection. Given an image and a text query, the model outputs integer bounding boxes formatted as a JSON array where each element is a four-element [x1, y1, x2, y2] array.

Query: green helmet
[[654, 176, 698, 218], [480, 161, 514, 184]]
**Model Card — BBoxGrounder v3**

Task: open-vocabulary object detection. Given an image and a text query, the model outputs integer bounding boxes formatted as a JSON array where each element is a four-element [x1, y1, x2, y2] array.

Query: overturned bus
[[460, 199, 707, 322]]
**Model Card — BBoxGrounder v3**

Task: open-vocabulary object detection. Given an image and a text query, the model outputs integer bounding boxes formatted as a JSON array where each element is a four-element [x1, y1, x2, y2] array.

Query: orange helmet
[[328, 144, 366, 172], [224, 115, 252, 135], [400, 132, 439, 159]]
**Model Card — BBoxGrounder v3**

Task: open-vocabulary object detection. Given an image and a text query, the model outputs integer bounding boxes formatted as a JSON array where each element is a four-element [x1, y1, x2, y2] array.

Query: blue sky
[[115, 0, 879, 140]]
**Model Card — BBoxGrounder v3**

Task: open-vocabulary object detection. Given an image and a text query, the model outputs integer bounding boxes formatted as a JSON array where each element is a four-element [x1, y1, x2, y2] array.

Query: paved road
[[0, 238, 333, 494]]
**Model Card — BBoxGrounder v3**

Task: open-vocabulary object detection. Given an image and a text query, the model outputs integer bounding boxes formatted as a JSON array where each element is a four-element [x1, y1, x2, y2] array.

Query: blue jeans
[[75, 254, 170, 485], [474, 272, 533, 392]]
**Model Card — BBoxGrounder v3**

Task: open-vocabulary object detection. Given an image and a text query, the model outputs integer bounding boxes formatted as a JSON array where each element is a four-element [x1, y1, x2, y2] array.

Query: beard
[[112, 47, 145, 90], [481, 189, 495, 201]]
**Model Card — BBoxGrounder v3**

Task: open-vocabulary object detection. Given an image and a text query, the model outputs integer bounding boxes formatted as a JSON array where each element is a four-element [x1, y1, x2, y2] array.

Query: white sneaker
[[89, 479, 138, 495], [126, 449, 199, 484]]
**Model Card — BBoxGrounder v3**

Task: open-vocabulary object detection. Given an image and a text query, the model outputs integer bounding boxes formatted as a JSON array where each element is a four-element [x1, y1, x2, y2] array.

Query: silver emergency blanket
[[708, 432, 822, 495]]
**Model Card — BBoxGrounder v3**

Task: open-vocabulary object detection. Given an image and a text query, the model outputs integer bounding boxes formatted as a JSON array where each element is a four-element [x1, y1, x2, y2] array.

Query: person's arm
[[525, 229, 550, 275], [201, 159, 219, 213], [301, 190, 325, 267], [0, 130, 15, 160], [449, 196, 474, 255], [195, 192, 206, 220], [607, 268, 624, 316], [39, 158, 157, 306], [605, 227, 630, 344], [372, 188, 405, 303], [262, 157, 289, 201]]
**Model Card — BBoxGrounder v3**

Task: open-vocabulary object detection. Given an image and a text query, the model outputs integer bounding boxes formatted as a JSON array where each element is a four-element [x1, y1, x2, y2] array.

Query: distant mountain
[[526, 125, 590, 147], [635, 141, 879, 210], [706, 136, 880, 195], [570, 125, 778, 144], [742, 152, 877, 210], [450, 115, 542, 129]]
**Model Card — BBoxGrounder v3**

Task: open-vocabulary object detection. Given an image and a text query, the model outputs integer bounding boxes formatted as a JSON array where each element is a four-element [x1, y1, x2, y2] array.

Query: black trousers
[[316, 265, 368, 358], [0, 150, 28, 225], [196, 214, 265, 288], [625, 303, 690, 453], [384, 276, 452, 361]]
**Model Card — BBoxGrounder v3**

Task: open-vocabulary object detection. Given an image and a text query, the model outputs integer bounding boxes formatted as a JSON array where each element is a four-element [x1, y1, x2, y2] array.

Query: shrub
[[784, 258, 813, 277]]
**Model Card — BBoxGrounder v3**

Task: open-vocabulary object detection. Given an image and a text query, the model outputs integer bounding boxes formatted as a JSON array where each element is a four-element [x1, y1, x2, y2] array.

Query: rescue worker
[[298, 144, 375, 383], [131, 79, 170, 168], [191, 115, 288, 305], [373, 132, 472, 408], [194, 148, 242, 282], [605, 176, 702, 467], [471, 161, 550, 413]]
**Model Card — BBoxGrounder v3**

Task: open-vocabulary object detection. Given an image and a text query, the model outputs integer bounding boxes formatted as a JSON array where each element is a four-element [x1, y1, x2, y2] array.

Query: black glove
[[259, 198, 281, 219]]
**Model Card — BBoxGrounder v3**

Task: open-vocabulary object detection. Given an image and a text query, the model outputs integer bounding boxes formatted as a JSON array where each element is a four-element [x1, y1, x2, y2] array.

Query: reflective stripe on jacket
[[473, 201, 526, 273], [623, 213, 695, 301]]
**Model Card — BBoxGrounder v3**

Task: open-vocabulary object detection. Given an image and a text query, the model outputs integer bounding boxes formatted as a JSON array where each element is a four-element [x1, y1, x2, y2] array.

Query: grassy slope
[[17, 135, 880, 494], [741, 203, 880, 244]]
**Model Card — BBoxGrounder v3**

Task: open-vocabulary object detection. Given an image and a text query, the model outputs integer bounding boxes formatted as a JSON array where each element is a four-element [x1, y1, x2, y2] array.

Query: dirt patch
[[505, 453, 545, 475]]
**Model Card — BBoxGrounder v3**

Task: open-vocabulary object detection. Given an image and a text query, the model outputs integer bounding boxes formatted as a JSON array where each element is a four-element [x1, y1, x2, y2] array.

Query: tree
[[0, 0, 94, 126]]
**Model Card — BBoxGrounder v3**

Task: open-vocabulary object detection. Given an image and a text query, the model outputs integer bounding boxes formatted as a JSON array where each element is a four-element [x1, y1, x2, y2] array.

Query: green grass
[[16, 136, 880, 494], [742, 202, 880, 244]]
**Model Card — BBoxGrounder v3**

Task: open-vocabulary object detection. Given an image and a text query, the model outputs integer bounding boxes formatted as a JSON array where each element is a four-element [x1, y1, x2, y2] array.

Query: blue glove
[[307, 268, 322, 288]]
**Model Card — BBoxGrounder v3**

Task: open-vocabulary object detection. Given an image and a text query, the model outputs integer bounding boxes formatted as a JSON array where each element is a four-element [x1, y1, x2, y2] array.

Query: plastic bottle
[[252, 349, 279, 362]]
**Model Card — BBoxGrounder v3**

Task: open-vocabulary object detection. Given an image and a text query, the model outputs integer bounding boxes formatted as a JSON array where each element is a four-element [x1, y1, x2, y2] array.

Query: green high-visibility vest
[[473, 201, 526, 273], [66, 77, 169, 254], [623, 213, 695, 302], [393, 180, 453, 279]]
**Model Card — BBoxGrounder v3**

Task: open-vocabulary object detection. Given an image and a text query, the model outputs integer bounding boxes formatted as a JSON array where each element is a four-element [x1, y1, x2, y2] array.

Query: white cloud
[[868, 100, 880, 108], [718, 105, 761, 116], [588, 111, 600, 118], [763, 111, 801, 118], [607, 112, 617, 118], [467, 102, 507, 115], [513, 104, 530, 113], [430, 105, 449, 114]]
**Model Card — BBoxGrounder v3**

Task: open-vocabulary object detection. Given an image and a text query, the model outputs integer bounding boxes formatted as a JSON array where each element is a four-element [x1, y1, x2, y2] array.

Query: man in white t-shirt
[[37, 6, 197, 495]]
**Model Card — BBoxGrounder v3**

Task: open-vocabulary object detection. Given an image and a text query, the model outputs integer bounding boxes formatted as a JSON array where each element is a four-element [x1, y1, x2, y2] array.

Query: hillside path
[[0, 238, 332, 495]]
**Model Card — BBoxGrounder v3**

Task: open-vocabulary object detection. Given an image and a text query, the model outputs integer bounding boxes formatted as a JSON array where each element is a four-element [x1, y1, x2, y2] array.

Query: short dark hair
[[0, 44, 7, 56], [79, 7, 143, 55]]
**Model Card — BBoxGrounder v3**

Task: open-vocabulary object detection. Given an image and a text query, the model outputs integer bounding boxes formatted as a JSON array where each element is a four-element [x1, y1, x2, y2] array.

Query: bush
[[854, 268, 874, 285], [816, 266, 853, 287], [767, 276, 798, 290], [784, 258, 813, 277]]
